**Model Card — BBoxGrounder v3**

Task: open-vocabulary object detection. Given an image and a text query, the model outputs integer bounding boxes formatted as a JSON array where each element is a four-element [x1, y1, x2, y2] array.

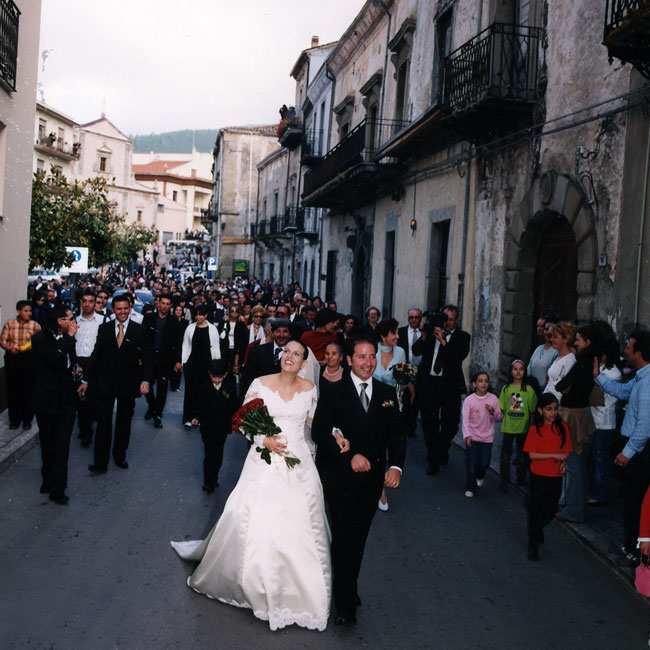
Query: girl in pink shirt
[[462, 371, 503, 497]]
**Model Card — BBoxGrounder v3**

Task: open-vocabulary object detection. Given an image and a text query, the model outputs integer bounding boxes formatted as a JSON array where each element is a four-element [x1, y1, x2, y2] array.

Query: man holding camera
[[412, 304, 471, 475]]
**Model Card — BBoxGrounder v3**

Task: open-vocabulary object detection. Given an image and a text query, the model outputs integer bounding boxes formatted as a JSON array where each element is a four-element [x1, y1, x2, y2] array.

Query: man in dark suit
[[31, 305, 79, 504], [397, 307, 423, 435], [142, 295, 183, 428], [241, 318, 291, 396], [292, 304, 317, 339], [313, 336, 406, 625], [82, 294, 153, 473], [412, 304, 471, 475]]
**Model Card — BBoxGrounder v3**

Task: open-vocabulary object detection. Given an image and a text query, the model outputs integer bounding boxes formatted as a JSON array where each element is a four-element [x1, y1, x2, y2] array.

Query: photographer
[[412, 304, 471, 475]]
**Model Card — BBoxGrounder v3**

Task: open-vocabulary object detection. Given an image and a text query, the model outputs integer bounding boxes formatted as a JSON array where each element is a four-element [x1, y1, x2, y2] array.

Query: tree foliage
[[30, 168, 158, 269]]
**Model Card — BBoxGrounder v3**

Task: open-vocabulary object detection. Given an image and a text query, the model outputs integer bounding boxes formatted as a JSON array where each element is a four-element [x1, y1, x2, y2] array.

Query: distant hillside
[[130, 129, 219, 153]]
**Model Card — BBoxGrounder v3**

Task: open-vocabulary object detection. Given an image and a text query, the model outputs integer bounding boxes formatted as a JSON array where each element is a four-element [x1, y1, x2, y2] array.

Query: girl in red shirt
[[523, 393, 572, 560]]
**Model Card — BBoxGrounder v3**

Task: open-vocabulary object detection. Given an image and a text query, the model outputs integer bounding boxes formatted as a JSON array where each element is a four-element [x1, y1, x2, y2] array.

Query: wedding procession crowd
[[3, 260, 650, 631]]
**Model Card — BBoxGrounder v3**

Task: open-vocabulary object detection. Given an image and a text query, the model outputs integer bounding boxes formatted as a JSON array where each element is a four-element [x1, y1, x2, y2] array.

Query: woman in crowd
[[319, 342, 344, 390], [372, 317, 410, 512], [544, 321, 577, 402], [554, 324, 597, 523], [363, 306, 381, 336], [341, 314, 359, 342], [182, 304, 220, 429], [170, 303, 189, 392], [527, 317, 558, 393], [247, 305, 266, 345], [218, 305, 249, 376]]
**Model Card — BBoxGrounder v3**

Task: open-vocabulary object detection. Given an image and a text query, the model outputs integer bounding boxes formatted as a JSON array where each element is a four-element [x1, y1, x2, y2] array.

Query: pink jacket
[[462, 392, 503, 443]]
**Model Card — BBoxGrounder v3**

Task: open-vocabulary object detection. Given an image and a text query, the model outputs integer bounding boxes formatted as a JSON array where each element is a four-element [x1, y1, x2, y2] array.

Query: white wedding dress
[[171, 379, 331, 631]]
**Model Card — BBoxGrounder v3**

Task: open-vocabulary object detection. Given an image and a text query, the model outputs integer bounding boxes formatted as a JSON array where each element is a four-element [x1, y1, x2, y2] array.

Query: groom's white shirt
[[349, 371, 402, 474]]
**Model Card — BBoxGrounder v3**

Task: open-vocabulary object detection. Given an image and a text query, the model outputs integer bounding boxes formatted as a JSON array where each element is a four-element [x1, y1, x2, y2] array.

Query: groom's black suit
[[313, 372, 406, 618]]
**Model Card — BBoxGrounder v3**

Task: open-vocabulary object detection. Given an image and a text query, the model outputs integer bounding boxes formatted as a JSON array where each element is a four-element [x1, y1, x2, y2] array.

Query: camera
[[422, 309, 448, 333]]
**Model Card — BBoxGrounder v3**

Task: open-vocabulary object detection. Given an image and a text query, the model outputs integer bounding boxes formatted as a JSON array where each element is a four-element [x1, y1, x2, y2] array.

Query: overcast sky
[[38, 0, 364, 135]]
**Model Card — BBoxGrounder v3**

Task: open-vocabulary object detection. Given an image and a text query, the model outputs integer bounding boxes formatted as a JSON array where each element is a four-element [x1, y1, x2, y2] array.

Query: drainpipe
[[253, 167, 261, 278], [634, 126, 650, 325], [375, 0, 392, 124], [457, 147, 472, 321], [215, 136, 224, 279], [325, 65, 336, 151], [283, 149, 292, 283], [477, 0, 483, 35]]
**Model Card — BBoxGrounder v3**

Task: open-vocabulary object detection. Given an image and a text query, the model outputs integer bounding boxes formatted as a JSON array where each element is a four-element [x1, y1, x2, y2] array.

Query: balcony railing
[[278, 117, 304, 149], [604, 0, 650, 77], [0, 0, 19, 92], [296, 207, 319, 239], [258, 219, 267, 238], [444, 23, 543, 112], [302, 118, 406, 209], [35, 138, 81, 160], [284, 205, 299, 231], [301, 129, 326, 164]]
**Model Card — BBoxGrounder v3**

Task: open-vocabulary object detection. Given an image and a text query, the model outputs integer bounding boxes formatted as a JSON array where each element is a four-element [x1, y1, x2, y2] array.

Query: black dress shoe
[[80, 437, 92, 448], [527, 547, 539, 561], [425, 464, 439, 476], [49, 493, 69, 505], [23, 422, 32, 430], [88, 464, 107, 474], [153, 416, 163, 429], [144, 408, 153, 420], [114, 459, 129, 469], [202, 483, 215, 494], [39, 482, 51, 494], [334, 613, 356, 626], [9, 423, 20, 430]]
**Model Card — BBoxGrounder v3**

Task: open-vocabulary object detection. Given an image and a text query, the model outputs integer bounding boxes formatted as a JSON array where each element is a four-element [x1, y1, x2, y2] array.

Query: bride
[[171, 340, 344, 631]]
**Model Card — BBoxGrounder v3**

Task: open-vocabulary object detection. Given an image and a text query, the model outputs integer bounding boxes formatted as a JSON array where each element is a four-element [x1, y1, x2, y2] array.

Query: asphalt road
[[1, 388, 648, 650]]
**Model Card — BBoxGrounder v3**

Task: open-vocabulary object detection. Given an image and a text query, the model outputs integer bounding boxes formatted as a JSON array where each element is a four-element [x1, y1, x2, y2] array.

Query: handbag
[[635, 556, 650, 597]]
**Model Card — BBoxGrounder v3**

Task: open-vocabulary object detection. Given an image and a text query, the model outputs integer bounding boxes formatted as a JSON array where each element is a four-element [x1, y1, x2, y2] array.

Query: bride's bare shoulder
[[297, 376, 315, 392]]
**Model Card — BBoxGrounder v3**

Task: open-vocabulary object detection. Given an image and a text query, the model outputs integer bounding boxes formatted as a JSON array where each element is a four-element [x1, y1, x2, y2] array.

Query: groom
[[313, 335, 406, 625]]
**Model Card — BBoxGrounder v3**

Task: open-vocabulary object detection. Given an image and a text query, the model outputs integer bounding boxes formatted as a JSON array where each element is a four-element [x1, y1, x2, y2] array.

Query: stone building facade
[[0, 0, 42, 411], [33, 101, 79, 176]]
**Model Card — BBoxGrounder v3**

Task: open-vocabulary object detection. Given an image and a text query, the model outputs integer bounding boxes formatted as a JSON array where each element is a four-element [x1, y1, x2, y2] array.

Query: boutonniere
[[222, 391, 230, 400], [382, 399, 395, 408]]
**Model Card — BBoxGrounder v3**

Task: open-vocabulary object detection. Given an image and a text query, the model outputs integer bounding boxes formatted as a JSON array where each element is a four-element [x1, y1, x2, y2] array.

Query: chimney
[[311, 35, 319, 48]]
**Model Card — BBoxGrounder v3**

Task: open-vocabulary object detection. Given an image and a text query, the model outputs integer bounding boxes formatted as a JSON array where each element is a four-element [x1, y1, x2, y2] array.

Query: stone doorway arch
[[499, 171, 598, 377]]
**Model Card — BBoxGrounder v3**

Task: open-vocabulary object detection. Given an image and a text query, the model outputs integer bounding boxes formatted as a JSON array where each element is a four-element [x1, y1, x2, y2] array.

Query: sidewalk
[[0, 418, 39, 473]]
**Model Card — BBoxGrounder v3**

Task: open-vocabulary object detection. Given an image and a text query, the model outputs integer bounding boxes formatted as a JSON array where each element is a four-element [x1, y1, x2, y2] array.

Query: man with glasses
[[398, 308, 423, 435]]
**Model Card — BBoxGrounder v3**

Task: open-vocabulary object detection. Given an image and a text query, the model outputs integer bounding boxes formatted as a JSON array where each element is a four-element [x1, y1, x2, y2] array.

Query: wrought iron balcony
[[443, 22, 543, 134], [278, 117, 304, 150], [604, 0, 650, 78], [258, 219, 267, 238], [301, 129, 326, 165], [34, 138, 81, 161], [296, 207, 319, 240], [0, 0, 19, 92], [284, 205, 299, 232], [302, 118, 405, 210]]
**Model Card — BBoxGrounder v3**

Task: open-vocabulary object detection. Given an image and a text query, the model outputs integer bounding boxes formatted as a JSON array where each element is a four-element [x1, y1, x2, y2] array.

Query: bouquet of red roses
[[232, 398, 301, 469]]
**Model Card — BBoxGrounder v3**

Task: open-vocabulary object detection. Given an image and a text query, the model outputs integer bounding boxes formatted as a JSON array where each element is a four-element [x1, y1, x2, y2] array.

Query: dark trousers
[[94, 392, 136, 467], [623, 444, 650, 553], [500, 433, 528, 485], [170, 369, 182, 391], [145, 355, 171, 418], [75, 357, 95, 441], [465, 441, 492, 491], [36, 409, 75, 496], [322, 467, 383, 616], [183, 364, 207, 422], [402, 383, 420, 433], [420, 379, 461, 469], [201, 428, 228, 487], [528, 473, 563, 550], [5, 353, 35, 426]]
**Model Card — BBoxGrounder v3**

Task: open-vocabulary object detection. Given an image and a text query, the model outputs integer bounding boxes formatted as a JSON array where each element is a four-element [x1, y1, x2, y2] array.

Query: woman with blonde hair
[[247, 305, 266, 344], [543, 321, 577, 402]]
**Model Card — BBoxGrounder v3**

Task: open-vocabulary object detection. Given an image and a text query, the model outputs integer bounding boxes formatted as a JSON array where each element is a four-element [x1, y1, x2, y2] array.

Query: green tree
[[30, 167, 157, 269]]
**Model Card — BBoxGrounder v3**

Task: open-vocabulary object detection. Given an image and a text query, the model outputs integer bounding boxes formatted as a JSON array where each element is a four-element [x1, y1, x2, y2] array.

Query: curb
[[0, 428, 39, 474]]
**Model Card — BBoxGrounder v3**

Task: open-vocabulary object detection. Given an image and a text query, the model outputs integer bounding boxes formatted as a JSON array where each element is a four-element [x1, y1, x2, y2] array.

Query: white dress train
[[171, 379, 331, 631]]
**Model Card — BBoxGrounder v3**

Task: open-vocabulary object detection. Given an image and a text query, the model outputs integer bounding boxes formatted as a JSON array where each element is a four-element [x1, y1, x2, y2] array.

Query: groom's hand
[[384, 468, 401, 488], [350, 454, 371, 472]]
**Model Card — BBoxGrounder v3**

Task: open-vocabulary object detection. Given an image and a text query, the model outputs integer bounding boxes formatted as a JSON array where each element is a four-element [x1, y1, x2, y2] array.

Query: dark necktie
[[273, 346, 283, 365], [359, 382, 369, 412], [432, 338, 444, 374]]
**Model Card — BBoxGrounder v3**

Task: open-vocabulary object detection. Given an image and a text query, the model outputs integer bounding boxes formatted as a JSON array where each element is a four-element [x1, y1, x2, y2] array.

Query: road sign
[[207, 257, 217, 271], [62, 246, 89, 273]]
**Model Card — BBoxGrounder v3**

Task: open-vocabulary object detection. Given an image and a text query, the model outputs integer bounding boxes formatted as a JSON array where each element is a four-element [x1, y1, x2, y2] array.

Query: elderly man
[[594, 330, 650, 563], [398, 307, 423, 435]]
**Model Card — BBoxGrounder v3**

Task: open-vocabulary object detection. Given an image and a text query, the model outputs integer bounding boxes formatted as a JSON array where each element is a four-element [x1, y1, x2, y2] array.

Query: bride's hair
[[288, 338, 309, 360]]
